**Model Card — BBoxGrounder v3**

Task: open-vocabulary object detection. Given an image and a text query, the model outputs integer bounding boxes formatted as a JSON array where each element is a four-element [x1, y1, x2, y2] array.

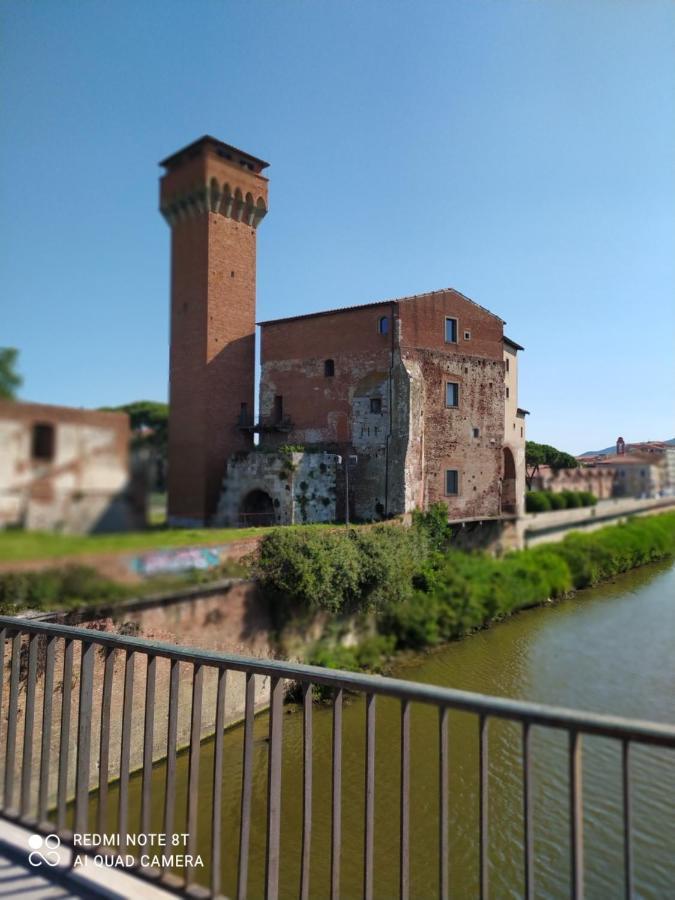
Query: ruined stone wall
[[215, 450, 338, 525], [0, 400, 142, 533]]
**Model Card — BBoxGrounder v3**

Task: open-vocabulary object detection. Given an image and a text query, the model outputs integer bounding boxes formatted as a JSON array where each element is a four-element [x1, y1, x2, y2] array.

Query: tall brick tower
[[159, 136, 269, 524]]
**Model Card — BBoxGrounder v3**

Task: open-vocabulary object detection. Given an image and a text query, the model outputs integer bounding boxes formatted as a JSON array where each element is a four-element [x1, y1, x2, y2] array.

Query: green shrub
[[561, 490, 582, 508], [412, 502, 450, 552], [579, 491, 597, 507], [0, 565, 128, 615], [548, 492, 567, 510], [526, 491, 552, 512]]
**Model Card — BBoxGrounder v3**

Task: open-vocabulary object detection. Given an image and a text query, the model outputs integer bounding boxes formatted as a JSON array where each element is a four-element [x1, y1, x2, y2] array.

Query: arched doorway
[[240, 489, 275, 526], [502, 447, 517, 515]]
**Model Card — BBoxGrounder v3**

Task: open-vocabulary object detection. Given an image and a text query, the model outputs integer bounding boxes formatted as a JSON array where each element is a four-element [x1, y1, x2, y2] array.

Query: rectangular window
[[506, 387, 510, 399], [370, 397, 382, 414], [444, 317, 457, 343], [445, 469, 459, 495], [473, 427, 480, 438], [464, 330, 471, 340], [506, 358, 510, 372], [32, 423, 55, 461], [445, 382, 459, 407], [273, 395, 283, 422]]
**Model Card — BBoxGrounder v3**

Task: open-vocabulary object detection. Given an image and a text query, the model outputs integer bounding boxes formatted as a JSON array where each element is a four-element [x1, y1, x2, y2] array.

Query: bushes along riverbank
[[253, 510, 675, 668]]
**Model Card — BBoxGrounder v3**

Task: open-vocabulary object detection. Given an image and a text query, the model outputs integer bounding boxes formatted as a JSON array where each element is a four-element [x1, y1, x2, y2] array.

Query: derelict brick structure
[[161, 135, 526, 526], [160, 136, 268, 525]]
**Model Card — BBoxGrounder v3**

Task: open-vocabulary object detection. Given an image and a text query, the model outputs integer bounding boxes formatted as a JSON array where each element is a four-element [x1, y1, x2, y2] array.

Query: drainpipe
[[384, 300, 397, 517]]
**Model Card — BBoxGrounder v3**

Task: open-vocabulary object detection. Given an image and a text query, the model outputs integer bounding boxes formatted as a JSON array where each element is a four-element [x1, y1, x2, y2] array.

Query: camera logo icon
[[28, 833, 61, 867]]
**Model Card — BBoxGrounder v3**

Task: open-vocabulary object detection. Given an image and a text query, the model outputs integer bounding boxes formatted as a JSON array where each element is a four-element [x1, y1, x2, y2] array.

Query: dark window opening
[[324, 359, 335, 377], [473, 427, 480, 438], [506, 358, 510, 372], [445, 382, 459, 408], [445, 317, 458, 343], [506, 387, 510, 399], [32, 423, 55, 462], [239, 402, 249, 425], [445, 469, 459, 495], [378, 316, 389, 335], [273, 395, 283, 422], [464, 331, 471, 340], [370, 397, 382, 414]]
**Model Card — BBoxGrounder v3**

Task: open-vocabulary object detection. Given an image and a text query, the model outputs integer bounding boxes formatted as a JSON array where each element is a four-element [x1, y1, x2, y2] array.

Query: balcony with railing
[[0, 615, 674, 898]]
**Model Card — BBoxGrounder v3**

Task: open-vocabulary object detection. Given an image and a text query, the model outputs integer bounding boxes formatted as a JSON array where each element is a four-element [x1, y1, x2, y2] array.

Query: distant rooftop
[[160, 135, 270, 174], [258, 287, 506, 327]]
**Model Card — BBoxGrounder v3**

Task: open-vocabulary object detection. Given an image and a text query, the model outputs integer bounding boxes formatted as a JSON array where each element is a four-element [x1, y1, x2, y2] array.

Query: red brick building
[[160, 137, 526, 526]]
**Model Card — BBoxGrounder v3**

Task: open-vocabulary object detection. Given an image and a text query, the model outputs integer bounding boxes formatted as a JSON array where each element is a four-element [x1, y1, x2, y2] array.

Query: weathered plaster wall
[[0, 400, 142, 533]]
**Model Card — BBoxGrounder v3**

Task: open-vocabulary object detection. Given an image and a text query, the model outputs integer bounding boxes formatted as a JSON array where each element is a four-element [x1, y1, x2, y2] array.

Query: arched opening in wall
[[239, 489, 276, 527], [502, 446, 517, 515]]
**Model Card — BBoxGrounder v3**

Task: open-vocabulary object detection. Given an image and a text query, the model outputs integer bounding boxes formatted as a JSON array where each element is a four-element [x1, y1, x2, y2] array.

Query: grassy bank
[[253, 509, 675, 671]]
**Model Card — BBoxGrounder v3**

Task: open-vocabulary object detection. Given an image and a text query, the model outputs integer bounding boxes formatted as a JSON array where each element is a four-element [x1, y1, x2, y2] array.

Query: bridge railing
[[1, 615, 674, 899]]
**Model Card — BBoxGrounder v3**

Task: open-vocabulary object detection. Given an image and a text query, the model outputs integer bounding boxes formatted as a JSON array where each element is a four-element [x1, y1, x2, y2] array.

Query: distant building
[[0, 400, 145, 533], [159, 136, 528, 527], [530, 464, 614, 499]]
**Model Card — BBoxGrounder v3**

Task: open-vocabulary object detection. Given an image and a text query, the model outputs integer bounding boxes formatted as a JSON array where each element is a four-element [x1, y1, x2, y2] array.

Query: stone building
[[160, 136, 527, 526], [0, 400, 144, 533]]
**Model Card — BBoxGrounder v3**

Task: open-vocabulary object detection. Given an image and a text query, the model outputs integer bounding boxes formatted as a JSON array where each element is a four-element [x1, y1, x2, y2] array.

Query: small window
[[445, 469, 459, 495], [444, 317, 458, 343], [239, 402, 249, 424], [464, 330, 471, 340], [32, 423, 55, 461], [445, 382, 459, 408], [505, 358, 510, 373], [377, 316, 389, 335], [520, 427, 523, 437], [370, 397, 382, 414], [473, 427, 480, 438], [324, 359, 335, 377], [506, 387, 510, 399], [273, 395, 283, 422]]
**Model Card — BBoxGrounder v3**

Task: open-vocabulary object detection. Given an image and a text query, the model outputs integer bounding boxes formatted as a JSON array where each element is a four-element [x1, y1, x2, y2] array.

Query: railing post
[[439, 706, 449, 900], [522, 721, 534, 900], [331, 687, 343, 900], [57, 638, 73, 831], [300, 682, 313, 900], [37, 635, 57, 825], [364, 693, 376, 900], [237, 672, 255, 900], [479, 714, 489, 900], [186, 662, 203, 889], [4, 632, 21, 813], [211, 667, 227, 898], [622, 739, 632, 900], [20, 634, 38, 819], [569, 730, 584, 899], [265, 676, 284, 900], [74, 641, 95, 838], [400, 698, 410, 900], [118, 649, 135, 855], [97, 647, 115, 835], [162, 659, 179, 878]]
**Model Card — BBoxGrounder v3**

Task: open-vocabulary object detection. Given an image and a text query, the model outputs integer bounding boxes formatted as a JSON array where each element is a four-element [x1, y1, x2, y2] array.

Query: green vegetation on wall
[[254, 508, 675, 670]]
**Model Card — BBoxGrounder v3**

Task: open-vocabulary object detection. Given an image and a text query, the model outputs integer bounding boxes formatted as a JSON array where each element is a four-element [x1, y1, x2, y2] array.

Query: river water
[[104, 561, 675, 898]]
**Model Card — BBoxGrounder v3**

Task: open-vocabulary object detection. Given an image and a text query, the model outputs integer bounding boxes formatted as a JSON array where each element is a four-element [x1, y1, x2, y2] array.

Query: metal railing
[[1, 614, 674, 899]]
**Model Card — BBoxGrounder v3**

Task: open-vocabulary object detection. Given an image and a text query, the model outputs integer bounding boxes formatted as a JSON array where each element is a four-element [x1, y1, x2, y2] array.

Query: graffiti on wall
[[130, 546, 226, 577]]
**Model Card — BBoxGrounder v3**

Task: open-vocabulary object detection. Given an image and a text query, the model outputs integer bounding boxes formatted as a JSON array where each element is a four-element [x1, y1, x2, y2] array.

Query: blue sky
[[1, 0, 673, 454]]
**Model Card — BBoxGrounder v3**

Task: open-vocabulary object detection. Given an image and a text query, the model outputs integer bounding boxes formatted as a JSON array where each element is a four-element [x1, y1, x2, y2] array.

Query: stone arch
[[209, 177, 221, 212], [233, 188, 244, 221], [244, 191, 255, 226], [221, 183, 233, 217], [502, 446, 517, 515], [240, 489, 275, 526]]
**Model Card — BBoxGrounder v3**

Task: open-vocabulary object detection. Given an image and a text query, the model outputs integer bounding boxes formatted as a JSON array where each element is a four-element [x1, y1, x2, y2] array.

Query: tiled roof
[[257, 287, 505, 327]]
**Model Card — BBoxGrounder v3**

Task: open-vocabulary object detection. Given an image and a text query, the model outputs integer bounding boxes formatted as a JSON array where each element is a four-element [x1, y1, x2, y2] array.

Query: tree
[[525, 440, 578, 490], [100, 401, 169, 491], [0, 348, 22, 400]]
